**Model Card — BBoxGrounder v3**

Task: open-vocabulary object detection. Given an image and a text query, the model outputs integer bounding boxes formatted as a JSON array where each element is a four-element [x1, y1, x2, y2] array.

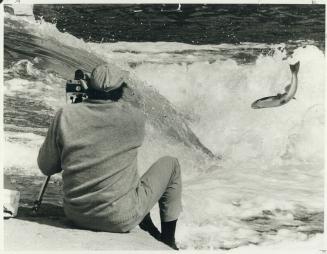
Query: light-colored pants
[[122, 156, 183, 232]]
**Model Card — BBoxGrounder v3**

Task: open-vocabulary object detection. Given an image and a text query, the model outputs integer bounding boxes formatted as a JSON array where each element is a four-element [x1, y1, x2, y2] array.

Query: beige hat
[[89, 64, 128, 92]]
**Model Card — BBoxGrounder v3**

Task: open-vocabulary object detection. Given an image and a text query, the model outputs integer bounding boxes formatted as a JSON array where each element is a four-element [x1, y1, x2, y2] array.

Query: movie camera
[[65, 69, 90, 103]]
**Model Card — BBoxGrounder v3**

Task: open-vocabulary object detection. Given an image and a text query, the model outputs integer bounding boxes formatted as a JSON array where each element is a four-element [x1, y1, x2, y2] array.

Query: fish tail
[[290, 61, 300, 74]]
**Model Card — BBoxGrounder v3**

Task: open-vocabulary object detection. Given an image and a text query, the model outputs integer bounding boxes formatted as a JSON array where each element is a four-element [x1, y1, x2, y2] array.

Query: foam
[[4, 132, 44, 175], [131, 45, 325, 166]]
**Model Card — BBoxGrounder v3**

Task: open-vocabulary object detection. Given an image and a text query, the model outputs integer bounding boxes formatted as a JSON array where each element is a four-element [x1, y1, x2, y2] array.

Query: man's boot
[[139, 213, 161, 241], [161, 220, 179, 250]]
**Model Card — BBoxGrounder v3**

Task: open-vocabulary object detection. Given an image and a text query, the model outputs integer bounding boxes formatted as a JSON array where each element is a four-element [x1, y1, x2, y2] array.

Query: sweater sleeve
[[37, 109, 63, 176]]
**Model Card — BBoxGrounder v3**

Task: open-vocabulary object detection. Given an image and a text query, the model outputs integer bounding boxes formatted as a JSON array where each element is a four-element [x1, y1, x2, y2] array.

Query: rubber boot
[[161, 220, 179, 250], [139, 213, 161, 241]]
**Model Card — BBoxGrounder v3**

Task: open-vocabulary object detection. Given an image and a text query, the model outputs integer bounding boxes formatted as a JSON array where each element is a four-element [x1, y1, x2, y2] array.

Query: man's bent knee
[[159, 156, 179, 164], [159, 156, 179, 167], [158, 156, 181, 177]]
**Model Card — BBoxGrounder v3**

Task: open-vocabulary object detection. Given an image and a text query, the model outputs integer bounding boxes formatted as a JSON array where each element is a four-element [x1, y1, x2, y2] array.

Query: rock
[[4, 218, 170, 250]]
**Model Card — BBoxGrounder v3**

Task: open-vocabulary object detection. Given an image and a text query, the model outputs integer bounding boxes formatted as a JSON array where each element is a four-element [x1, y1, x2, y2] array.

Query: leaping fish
[[251, 61, 300, 109]]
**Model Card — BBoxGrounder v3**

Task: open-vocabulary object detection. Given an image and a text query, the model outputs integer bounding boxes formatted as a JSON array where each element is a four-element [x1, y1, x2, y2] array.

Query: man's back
[[38, 99, 145, 228]]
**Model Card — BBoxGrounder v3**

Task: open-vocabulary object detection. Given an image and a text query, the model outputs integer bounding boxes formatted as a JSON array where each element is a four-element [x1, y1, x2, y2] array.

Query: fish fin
[[276, 93, 283, 99], [284, 84, 291, 92], [290, 61, 300, 74]]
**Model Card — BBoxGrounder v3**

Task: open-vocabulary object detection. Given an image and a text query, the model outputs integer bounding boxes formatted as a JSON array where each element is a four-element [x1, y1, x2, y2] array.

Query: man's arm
[[37, 109, 63, 176]]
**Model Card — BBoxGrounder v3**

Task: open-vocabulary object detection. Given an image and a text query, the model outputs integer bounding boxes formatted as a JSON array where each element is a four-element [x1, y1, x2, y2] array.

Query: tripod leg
[[32, 176, 50, 212]]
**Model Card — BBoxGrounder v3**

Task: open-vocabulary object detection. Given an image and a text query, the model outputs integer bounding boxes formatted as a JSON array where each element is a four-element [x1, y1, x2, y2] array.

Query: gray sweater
[[37, 99, 145, 230]]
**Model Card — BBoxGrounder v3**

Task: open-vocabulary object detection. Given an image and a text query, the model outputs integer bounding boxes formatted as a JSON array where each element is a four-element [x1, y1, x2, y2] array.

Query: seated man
[[37, 64, 182, 250]]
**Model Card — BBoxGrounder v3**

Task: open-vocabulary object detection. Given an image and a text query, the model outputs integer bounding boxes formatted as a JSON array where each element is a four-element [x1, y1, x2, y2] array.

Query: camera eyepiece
[[74, 69, 84, 80]]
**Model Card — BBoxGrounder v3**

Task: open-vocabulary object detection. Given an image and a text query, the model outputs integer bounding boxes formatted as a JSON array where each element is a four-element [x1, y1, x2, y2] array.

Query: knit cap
[[89, 64, 128, 92]]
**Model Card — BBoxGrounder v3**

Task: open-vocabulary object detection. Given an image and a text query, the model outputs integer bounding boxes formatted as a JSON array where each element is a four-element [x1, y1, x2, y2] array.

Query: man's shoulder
[[58, 101, 145, 120], [60, 103, 83, 112], [54, 104, 82, 119], [121, 102, 145, 118]]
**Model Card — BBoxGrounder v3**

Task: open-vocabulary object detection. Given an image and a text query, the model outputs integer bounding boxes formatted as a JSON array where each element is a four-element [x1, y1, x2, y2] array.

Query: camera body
[[66, 70, 89, 103], [66, 79, 88, 93]]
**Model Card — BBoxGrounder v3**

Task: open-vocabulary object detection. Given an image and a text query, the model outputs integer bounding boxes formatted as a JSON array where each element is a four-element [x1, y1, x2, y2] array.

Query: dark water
[[33, 4, 325, 46], [4, 96, 53, 132]]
